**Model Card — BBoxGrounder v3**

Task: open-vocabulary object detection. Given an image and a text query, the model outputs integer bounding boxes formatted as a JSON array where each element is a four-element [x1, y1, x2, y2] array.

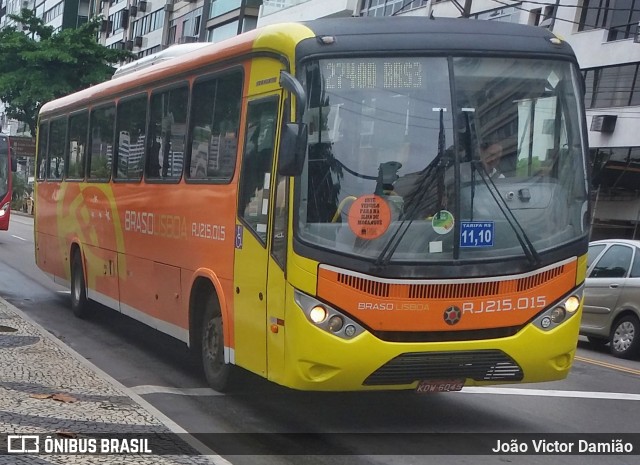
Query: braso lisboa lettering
[[124, 210, 225, 241]]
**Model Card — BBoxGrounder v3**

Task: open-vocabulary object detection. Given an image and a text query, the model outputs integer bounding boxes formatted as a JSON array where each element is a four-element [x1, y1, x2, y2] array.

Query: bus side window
[[147, 84, 188, 181], [37, 122, 49, 181], [237, 98, 279, 243], [67, 110, 88, 180], [116, 95, 147, 181], [88, 105, 115, 181], [187, 70, 242, 182], [48, 118, 67, 181]]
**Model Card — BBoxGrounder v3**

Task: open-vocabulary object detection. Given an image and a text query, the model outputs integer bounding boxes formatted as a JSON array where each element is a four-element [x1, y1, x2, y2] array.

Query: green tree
[[0, 9, 132, 135], [11, 172, 26, 209]]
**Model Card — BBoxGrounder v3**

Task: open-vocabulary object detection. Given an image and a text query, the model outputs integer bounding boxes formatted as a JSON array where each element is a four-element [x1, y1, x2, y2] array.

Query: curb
[[0, 297, 230, 464]]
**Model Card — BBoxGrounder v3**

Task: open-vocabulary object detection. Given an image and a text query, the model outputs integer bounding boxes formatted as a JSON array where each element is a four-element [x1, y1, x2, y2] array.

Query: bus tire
[[70, 251, 91, 318], [201, 293, 232, 391]]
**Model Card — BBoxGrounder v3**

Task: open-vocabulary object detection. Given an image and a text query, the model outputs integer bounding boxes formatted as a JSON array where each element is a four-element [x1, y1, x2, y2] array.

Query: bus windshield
[[297, 56, 588, 264]]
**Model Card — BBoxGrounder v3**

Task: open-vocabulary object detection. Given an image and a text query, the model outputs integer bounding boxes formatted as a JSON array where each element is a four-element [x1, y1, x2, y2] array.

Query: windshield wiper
[[474, 162, 541, 266], [373, 108, 448, 269]]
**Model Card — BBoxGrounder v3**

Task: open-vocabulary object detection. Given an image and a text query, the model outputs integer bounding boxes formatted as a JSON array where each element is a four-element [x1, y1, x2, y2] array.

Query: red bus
[[0, 135, 17, 230]]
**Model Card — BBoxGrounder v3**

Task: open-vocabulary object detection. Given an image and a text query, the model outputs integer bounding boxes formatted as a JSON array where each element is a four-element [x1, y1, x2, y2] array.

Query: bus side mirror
[[278, 122, 307, 176], [11, 158, 17, 172]]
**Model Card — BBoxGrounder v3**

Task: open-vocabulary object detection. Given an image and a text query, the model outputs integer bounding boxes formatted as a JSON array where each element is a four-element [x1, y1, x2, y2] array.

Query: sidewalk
[[0, 297, 227, 464]]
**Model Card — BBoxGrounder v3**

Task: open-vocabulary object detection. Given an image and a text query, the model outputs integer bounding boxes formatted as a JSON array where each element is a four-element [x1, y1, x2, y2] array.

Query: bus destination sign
[[324, 60, 424, 90]]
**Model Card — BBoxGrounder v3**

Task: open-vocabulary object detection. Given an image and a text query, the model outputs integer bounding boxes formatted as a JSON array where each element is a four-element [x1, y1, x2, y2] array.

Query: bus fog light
[[309, 306, 327, 324], [550, 307, 566, 323], [328, 315, 344, 332], [344, 325, 356, 337], [565, 296, 580, 313]]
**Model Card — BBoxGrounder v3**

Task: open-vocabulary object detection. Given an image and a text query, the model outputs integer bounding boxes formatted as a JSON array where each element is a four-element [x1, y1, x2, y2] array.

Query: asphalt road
[[1, 213, 639, 465]]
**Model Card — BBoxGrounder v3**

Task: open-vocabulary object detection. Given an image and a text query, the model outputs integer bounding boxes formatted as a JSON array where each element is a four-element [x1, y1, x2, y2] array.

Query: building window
[[607, 0, 640, 41], [591, 146, 640, 190], [207, 21, 238, 42], [583, 63, 639, 108], [43, 1, 63, 23], [210, 0, 242, 19], [361, 0, 429, 17], [578, 0, 611, 31], [132, 8, 165, 37]]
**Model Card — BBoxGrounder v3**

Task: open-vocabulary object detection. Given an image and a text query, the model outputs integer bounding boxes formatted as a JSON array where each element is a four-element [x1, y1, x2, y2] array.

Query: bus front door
[[234, 95, 283, 378]]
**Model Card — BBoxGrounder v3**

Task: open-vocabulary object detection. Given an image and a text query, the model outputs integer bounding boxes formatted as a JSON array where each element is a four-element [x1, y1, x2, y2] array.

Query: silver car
[[582, 239, 640, 359]]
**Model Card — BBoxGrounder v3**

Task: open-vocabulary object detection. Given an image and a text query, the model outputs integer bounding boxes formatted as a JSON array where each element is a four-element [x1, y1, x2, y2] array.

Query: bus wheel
[[201, 294, 231, 391], [70, 251, 91, 318]]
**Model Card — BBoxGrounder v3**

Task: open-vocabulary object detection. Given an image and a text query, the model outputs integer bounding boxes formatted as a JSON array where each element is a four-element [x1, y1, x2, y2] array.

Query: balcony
[[259, 0, 357, 25]]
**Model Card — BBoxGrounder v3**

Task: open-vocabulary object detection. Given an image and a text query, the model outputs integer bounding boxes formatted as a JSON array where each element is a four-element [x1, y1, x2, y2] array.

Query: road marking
[[456, 387, 640, 401], [11, 235, 27, 241], [131, 385, 224, 396], [130, 383, 640, 402], [575, 355, 640, 376]]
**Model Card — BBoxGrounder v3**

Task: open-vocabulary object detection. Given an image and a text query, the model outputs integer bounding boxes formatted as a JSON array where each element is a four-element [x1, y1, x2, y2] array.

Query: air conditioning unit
[[125, 40, 134, 51], [164, 0, 173, 12], [590, 115, 617, 133], [134, 35, 143, 47], [138, 0, 148, 12], [100, 19, 109, 32], [635, 21, 640, 43], [180, 35, 198, 44], [129, 5, 138, 16]]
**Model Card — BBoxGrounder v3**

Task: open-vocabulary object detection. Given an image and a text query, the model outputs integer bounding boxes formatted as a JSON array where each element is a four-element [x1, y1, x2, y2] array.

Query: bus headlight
[[294, 290, 365, 340], [310, 305, 327, 323], [532, 286, 583, 331], [550, 307, 566, 324], [565, 296, 580, 313], [0, 203, 8, 217]]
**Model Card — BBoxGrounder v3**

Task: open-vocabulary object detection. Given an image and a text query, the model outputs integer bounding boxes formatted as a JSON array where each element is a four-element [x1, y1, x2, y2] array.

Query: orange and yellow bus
[[35, 17, 590, 392]]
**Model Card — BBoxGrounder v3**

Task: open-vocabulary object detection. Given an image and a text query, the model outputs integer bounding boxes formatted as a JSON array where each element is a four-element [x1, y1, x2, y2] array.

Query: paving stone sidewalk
[[0, 298, 226, 465]]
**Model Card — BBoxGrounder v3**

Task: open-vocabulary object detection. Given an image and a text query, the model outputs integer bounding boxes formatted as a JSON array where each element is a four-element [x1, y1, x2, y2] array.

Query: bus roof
[[39, 17, 575, 118], [296, 17, 574, 60]]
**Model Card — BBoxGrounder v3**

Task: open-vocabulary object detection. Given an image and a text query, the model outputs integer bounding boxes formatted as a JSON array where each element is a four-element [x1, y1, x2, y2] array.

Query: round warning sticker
[[432, 210, 454, 235], [348, 195, 391, 240]]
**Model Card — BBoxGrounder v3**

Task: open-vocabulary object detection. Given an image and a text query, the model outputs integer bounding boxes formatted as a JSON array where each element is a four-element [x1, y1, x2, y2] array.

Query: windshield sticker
[[432, 210, 454, 235], [348, 195, 391, 240], [460, 221, 494, 247], [429, 241, 443, 253]]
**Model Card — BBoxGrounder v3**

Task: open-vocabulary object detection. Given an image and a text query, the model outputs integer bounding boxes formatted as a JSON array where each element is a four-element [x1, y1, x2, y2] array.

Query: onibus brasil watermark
[[6, 435, 152, 454]]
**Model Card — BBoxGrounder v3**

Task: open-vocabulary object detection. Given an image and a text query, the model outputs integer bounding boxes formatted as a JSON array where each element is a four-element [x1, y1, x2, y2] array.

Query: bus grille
[[334, 264, 565, 299], [363, 350, 523, 385]]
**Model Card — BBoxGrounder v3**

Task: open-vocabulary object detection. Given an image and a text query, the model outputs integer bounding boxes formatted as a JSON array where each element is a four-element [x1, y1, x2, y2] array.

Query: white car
[[581, 239, 640, 359]]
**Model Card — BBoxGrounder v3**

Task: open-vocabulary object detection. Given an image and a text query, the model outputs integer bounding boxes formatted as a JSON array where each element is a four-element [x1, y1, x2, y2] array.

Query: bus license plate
[[416, 379, 464, 393]]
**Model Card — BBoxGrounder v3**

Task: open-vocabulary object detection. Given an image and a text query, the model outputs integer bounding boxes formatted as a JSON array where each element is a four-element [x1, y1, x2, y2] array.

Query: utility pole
[[449, 0, 473, 18]]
